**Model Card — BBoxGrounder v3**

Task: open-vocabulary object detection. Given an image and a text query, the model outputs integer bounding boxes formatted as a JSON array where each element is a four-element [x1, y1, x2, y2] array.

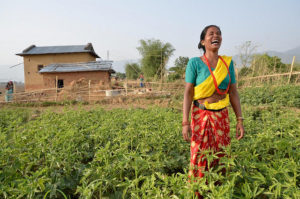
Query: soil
[[0, 92, 183, 114]]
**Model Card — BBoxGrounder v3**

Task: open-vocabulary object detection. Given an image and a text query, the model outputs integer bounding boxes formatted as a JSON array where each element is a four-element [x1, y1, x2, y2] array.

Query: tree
[[238, 66, 252, 77], [137, 39, 175, 79], [250, 53, 287, 76], [125, 63, 141, 80], [237, 41, 258, 68], [169, 56, 189, 79], [115, 72, 126, 79], [238, 54, 288, 77]]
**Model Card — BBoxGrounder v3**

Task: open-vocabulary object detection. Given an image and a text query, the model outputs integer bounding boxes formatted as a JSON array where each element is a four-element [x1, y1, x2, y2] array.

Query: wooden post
[[88, 80, 91, 102], [261, 59, 265, 83], [252, 57, 256, 77], [273, 56, 277, 73], [55, 76, 58, 102], [288, 56, 295, 84], [125, 79, 128, 96]]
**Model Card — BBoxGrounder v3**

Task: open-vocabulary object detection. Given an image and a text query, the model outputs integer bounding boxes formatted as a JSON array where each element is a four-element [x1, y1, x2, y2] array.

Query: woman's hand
[[182, 83, 194, 142], [182, 125, 192, 142], [236, 122, 244, 140]]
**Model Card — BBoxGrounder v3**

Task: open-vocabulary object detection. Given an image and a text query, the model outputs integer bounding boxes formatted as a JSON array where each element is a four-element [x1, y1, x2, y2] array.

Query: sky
[[0, 0, 300, 82]]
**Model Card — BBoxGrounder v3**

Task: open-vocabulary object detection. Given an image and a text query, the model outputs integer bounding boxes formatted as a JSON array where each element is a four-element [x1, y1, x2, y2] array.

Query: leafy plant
[[0, 85, 299, 198]]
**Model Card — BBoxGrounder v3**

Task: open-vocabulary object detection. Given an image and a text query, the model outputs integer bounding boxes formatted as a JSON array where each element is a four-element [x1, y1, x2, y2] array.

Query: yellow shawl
[[193, 56, 232, 110]]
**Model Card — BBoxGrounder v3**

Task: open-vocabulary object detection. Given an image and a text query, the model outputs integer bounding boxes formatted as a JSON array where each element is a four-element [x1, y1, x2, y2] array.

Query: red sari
[[188, 105, 231, 178]]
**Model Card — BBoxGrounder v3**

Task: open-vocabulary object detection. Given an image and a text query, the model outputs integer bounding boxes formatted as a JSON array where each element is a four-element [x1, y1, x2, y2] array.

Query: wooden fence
[[0, 55, 299, 103], [0, 81, 184, 103], [237, 56, 300, 87]]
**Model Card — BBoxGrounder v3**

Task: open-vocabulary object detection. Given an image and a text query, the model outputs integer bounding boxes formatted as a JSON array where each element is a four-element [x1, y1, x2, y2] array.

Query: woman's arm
[[229, 83, 244, 140], [182, 83, 194, 142]]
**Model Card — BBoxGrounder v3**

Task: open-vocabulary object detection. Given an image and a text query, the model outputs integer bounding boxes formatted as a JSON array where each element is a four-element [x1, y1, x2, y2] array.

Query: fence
[[1, 56, 299, 103], [237, 56, 300, 88], [0, 80, 185, 103]]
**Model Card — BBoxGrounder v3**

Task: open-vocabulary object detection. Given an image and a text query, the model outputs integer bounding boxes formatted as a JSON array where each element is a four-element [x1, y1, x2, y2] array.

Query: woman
[[182, 25, 244, 183], [139, 74, 144, 88], [5, 81, 14, 102]]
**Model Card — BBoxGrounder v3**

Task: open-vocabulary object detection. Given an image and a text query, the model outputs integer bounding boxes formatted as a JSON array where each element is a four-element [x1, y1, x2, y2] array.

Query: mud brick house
[[17, 43, 115, 91]]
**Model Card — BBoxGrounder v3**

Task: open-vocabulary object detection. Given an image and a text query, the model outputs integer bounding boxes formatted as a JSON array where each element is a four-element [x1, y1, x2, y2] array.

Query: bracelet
[[182, 121, 190, 126], [236, 117, 244, 121]]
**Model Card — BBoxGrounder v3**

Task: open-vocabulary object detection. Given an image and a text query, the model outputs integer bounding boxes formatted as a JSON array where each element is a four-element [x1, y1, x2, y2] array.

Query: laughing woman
[[182, 25, 245, 187]]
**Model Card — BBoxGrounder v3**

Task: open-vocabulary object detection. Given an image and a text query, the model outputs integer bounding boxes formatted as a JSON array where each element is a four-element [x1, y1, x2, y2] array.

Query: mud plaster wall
[[42, 71, 110, 89], [23, 53, 96, 91]]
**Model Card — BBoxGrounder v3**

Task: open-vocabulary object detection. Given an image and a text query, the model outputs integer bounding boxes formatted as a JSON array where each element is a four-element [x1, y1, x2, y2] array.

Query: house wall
[[42, 71, 110, 89], [23, 53, 96, 91]]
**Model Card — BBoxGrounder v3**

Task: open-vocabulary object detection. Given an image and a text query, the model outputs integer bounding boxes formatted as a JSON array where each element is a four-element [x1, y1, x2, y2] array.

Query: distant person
[[139, 74, 144, 88], [182, 25, 244, 198], [5, 81, 14, 102]]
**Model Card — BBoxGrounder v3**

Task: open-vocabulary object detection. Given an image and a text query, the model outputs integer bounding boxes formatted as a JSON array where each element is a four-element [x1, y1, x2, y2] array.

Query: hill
[[233, 45, 300, 67], [266, 46, 300, 63]]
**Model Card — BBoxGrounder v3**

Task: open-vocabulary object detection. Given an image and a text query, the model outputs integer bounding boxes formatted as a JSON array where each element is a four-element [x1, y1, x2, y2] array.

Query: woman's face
[[201, 26, 222, 52]]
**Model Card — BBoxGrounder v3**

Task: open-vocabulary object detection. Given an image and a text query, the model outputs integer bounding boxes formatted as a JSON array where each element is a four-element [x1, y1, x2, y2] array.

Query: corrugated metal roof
[[39, 61, 115, 73], [16, 43, 100, 58]]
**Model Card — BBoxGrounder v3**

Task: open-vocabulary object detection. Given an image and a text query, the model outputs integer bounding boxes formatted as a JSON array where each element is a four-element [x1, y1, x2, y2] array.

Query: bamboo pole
[[55, 76, 58, 102], [88, 80, 91, 102], [125, 79, 128, 96], [240, 71, 300, 80], [261, 58, 265, 83], [288, 56, 295, 84], [273, 57, 277, 73], [252, 57, 256, 77]]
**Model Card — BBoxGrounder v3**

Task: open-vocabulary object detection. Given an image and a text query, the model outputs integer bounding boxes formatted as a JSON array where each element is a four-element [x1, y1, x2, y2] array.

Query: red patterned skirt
[[188, 105, 231, 179]]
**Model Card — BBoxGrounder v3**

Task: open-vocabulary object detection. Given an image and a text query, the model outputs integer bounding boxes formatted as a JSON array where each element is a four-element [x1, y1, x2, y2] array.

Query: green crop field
[[0, 85, 299, 199]]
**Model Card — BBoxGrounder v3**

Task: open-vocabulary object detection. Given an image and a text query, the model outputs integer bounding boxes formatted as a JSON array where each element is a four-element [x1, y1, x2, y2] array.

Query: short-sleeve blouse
[[185, 57, 236, 89]]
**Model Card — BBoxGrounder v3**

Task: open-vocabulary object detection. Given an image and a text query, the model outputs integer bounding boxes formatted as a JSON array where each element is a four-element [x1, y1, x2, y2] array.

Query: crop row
[[239, 84, 300, 108], [0, 86, 299, 198]]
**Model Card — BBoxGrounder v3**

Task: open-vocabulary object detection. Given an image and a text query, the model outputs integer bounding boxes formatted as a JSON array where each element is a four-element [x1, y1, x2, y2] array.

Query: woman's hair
[[6, 81, 13, 90], [198, 25, 221, 52]]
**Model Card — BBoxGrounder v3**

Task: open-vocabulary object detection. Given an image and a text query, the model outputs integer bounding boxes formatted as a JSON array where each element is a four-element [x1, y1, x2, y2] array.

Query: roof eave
[[91, 52, 100, 58], [39, 69, 114, 74], [16, 51, 101, 58], [109, 69, 116, 73]]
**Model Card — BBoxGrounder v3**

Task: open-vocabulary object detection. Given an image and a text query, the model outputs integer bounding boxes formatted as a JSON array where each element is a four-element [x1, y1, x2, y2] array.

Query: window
[[57, 79, 64, 88], [37, 65, 44, 71]]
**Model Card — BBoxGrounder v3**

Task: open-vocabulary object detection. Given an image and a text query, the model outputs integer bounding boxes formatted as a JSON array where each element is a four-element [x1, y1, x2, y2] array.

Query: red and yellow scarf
[[193, 56, 232, 110]]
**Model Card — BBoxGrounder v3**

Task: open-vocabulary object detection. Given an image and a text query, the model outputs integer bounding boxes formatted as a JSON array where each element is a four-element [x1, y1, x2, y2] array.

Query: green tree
[[250, 53, 287, 76], [239, 66, 252, 77], [125, 63, 141, 79], [169, 56, 189, 79], [115, 72, 126, 79], [137, 39, 175, 78]]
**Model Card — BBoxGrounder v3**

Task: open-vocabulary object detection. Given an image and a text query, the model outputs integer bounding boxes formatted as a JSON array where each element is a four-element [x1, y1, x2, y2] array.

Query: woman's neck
[[204, 50, 219, 61]]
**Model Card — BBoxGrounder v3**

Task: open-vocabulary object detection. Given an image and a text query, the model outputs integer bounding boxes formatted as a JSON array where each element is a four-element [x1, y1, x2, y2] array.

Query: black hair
[[198, 25, 221, 52]]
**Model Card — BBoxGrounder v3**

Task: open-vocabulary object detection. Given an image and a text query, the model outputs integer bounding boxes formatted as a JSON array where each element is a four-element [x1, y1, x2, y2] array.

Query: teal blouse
[[185, 57, 236, 89]]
